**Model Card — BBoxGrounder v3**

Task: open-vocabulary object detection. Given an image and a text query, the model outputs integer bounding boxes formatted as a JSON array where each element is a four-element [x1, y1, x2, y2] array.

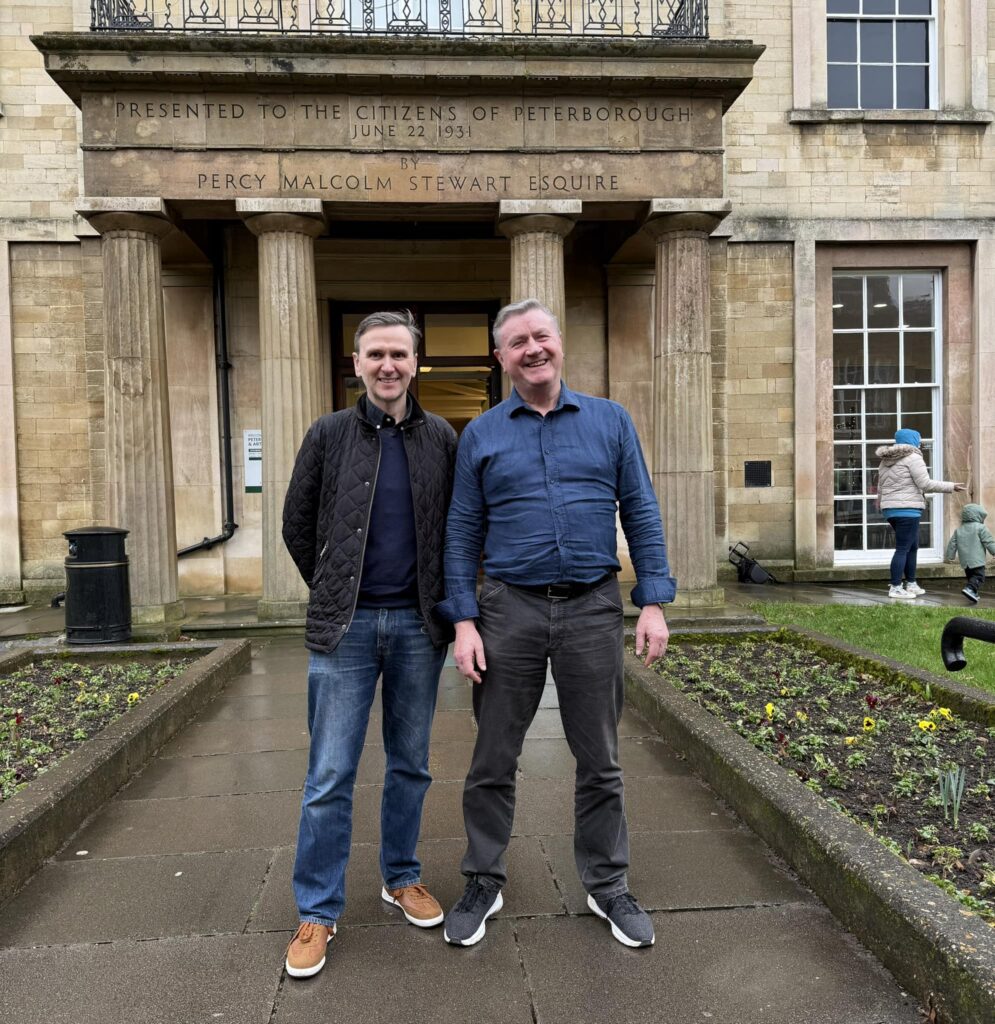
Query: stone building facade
[[2, 0, 993, 629]]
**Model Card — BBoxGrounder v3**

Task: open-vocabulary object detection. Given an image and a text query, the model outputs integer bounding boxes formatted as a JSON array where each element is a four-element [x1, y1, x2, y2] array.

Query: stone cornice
[[32, 32, 763, 110]]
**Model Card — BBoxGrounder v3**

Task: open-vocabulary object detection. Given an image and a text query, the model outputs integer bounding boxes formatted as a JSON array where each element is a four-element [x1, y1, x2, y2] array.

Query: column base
[[257, 598, 309, 621], [0, 588, 26, 606], [132, 600, 186, 641], [668, 586, 726, 611]]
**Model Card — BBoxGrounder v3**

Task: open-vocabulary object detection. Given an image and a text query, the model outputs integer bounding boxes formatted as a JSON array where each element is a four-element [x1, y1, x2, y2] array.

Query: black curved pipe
[[178, 228, 239, 558], [940, 616, 995, 672]]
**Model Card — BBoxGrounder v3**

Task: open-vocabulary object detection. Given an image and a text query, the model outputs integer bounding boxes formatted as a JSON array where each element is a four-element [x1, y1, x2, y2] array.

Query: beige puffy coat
[[875, 443, 956, 512]]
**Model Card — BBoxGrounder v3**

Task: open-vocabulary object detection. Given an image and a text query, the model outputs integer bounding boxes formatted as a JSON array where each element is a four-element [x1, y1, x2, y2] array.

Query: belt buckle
[[546, 583, 572, 600]]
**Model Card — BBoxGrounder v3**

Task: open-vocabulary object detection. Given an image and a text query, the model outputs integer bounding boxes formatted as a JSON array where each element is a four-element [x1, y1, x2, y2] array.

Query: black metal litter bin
[[63, 527, 131, 644]]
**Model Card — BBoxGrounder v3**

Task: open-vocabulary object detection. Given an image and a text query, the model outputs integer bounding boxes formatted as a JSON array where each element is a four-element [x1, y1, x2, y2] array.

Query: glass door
[[331, 302, 500, 433]]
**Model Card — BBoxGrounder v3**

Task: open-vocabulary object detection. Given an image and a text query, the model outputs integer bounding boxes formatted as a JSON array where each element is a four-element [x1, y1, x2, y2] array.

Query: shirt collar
[[364, 394, 411, 428], [507, 383, 581, 417]]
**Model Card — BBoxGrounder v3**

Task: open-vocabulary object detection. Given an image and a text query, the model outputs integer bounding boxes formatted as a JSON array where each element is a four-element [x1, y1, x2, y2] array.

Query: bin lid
[[63, 526, 129, 538]]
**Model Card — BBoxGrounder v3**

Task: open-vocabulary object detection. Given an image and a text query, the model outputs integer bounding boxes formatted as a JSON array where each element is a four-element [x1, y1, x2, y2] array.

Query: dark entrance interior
[[331, 301, 501, 433]]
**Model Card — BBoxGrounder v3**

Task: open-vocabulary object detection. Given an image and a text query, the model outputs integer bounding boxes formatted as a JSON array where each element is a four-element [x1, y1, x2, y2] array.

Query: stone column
[[236, 199, 326, 621], [76, 198, 183, 635], [498, 200, 580, 329], [0, 240, 24, 605], [644, 199, 731, 610]]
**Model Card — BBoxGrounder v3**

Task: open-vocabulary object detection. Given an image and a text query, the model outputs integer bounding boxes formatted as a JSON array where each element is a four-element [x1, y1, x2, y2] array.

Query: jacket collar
[[507, 382, 581, 417], [355, 392, 424, 432]]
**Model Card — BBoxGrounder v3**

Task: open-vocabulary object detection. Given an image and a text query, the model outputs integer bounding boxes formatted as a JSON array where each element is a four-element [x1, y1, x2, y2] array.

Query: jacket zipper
[[343, 429, 382, 634]]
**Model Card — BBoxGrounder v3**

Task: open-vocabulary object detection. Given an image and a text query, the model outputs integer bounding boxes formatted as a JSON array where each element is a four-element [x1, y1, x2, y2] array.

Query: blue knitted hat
[[894, 428, 921, 447]]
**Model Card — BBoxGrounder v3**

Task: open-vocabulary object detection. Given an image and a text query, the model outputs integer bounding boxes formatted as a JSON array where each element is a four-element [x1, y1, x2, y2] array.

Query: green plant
[[938, 766, 968, 829], [968, 822, 991, 844], [930, 845, 965, 877], [917, 824, 940, 844]]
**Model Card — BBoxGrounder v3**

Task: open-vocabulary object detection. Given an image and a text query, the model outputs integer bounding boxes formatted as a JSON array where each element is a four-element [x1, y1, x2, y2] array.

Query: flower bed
[[652, 637, 995, 924], [1, 656, 195, 802]]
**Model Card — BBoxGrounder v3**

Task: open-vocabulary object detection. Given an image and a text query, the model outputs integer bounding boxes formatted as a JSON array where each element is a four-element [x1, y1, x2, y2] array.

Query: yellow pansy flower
[[862, 717, 876, 733], [765, 702, 776, 719], [917, 720, 936, 732], [127, 692, 141, 704]]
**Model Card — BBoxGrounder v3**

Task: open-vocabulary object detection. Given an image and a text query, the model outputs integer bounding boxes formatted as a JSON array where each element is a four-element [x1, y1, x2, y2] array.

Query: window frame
[[826, 1, 937, 111], [830, 269, 946, 565]]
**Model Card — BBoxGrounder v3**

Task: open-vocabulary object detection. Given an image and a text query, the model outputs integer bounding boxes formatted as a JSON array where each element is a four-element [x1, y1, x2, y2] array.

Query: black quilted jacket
[[282, 394, 458, 653]]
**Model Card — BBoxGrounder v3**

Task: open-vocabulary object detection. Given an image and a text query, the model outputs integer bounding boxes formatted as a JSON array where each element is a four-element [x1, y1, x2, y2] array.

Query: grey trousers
[[460, 575, 629, 898]]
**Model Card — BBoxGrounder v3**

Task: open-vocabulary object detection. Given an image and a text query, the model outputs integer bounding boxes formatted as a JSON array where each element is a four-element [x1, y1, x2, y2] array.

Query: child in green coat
[[945, 504, 995, 603]]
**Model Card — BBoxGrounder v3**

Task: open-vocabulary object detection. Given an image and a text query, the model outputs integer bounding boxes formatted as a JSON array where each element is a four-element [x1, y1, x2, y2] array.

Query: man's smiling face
[[353, 324, 417, 414], [494, 308, 564, 394]]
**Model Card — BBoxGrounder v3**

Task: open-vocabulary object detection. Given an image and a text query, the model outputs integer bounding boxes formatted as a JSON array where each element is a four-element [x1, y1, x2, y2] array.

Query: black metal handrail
[[940, 615, 995, 672], [91, 0, 708, 37]]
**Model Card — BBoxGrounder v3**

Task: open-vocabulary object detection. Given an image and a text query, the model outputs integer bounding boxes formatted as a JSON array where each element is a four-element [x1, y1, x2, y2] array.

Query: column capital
[[643, 198, 732, 239], [236, 198, 326, 238], [498, 199, 581, 240], [76, 197, 175, 238]]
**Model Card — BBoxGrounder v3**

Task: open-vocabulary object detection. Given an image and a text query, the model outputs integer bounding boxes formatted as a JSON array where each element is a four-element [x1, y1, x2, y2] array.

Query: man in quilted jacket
[[280, 310, 457, 979]]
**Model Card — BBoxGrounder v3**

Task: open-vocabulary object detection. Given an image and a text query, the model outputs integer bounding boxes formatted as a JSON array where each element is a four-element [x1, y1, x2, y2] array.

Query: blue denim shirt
[[436, 384, 676, 622]]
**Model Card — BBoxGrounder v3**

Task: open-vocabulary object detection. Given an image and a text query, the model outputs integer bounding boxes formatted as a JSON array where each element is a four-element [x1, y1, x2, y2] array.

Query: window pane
[[867, 332, 900, 384], [836, 499, 864, 526], [834, 390, 862, 440], [896, 20, 928, 62], [827, 0, 859, 11], [834, 334, 864, 385], [867, 276, 899, 327], [896, 65, 928, 108], [833, 276, 864, 329], [835, 443, 862, 471], [861, 65, 894, 108], [828, 20, 858, 61], [917, 521, 931, 546], [835, 526, 864, 550], [903, 335, 934, 383], [902, 273, 934, 327], [867, 523, 892, 549], [860, 21, 894, 62], [902, 412, 932, 438], [866, 443, 885, 495], [828, 65, 859, 108], [836, 468, 863, 495], [899, 0, 931, 14], [866, 388, 897, 439], [901, 385, 932, 413], [864, 0, 896, 13]]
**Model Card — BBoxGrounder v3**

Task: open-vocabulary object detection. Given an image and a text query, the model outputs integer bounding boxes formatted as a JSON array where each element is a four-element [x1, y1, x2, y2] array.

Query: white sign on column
[[244, 429, 262, 493]]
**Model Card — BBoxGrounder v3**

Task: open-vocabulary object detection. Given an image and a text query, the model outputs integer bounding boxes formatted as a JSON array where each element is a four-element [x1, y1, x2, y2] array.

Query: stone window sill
[[788, 108, 993, 126]]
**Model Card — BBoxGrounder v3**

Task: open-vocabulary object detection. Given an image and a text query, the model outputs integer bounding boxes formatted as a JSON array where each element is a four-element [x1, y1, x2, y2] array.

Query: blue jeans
[[887, 516, 921, 587], [293, 607, 447, 926]]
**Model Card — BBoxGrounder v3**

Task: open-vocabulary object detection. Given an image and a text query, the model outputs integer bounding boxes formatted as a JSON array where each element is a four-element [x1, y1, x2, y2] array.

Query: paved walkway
[[0, 636, 920, 1023]]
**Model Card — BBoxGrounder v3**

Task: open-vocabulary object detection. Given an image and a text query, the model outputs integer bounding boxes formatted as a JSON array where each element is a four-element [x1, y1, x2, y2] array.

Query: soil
[[650, 638, 995, 924], [1, 657, 194, 801]]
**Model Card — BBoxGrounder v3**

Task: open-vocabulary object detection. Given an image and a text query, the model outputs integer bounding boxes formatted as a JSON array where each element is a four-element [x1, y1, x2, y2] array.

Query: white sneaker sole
[[587, 894, 655, 948], [285, 925, 335, 978], [963, 588, 980, 603], [888, 591, 915, 599], [381, 886, 444, 928], [443, 890, 503, 946]]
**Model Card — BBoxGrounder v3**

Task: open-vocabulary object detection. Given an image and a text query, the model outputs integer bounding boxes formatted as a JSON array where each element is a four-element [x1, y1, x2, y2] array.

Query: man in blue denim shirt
[[437, 298, 675, 949]]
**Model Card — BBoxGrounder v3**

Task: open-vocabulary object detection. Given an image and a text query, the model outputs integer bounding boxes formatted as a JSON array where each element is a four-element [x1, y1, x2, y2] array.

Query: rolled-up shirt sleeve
[[616, 408, 677, 606], [436, 428, 487, 622]]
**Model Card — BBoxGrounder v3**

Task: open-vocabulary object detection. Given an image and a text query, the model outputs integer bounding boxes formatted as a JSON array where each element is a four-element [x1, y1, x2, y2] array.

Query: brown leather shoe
[[285, 921, 335, 978], [381, 883, 444, 927]]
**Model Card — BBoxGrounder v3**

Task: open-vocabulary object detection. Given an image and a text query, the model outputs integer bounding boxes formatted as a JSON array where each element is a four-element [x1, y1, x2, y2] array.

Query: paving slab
[[511, 776, 737, 836], [542, 829, 814, 914], [0, 933, 286, 1024], [525, 706, 653, 740], [197, 691, 309, 722], [0, 849, 272, 946], [158, 717, 312, 756], [224, 669, 310, 696], [55, 790, 302, 859], [351, 780, 466, 842], [516, 905, 918, 1024], [271, 918, 533, 1024], [517, 736, 690, 780], [251, 835, 565, 931], [120, 747, 309, 800]]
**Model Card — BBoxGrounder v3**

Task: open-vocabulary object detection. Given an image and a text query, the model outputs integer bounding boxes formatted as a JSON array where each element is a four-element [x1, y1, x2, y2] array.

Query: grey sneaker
[[443, 877, 503, 946], [963, 585, 980, 603], [587, 892, 655, 948]]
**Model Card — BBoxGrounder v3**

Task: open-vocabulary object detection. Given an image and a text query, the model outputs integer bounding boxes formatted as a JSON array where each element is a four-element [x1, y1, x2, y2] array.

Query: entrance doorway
[[331, 301, 501, 434]]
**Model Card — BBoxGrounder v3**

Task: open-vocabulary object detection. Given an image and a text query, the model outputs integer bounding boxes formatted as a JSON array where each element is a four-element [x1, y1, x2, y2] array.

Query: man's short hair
[[492, 298, 560, 348], [353, 310, 422, 354]]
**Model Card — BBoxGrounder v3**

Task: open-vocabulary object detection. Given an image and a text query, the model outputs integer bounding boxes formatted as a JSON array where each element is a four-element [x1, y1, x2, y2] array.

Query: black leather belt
[[511, 575, 612, 601]]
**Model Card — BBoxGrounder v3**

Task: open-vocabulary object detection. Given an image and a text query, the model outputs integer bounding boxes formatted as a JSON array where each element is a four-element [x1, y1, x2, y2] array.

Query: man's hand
[[454, 619, 487, 683], [635, 604, 669, 667]]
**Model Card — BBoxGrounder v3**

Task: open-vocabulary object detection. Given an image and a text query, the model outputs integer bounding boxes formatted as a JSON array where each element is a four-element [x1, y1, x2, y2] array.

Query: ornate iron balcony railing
[[91, 0, 708, 38]]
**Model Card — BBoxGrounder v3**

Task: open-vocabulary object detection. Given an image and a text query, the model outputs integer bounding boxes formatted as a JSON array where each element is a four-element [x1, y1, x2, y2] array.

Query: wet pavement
[[0, 636, 920, 1023]]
